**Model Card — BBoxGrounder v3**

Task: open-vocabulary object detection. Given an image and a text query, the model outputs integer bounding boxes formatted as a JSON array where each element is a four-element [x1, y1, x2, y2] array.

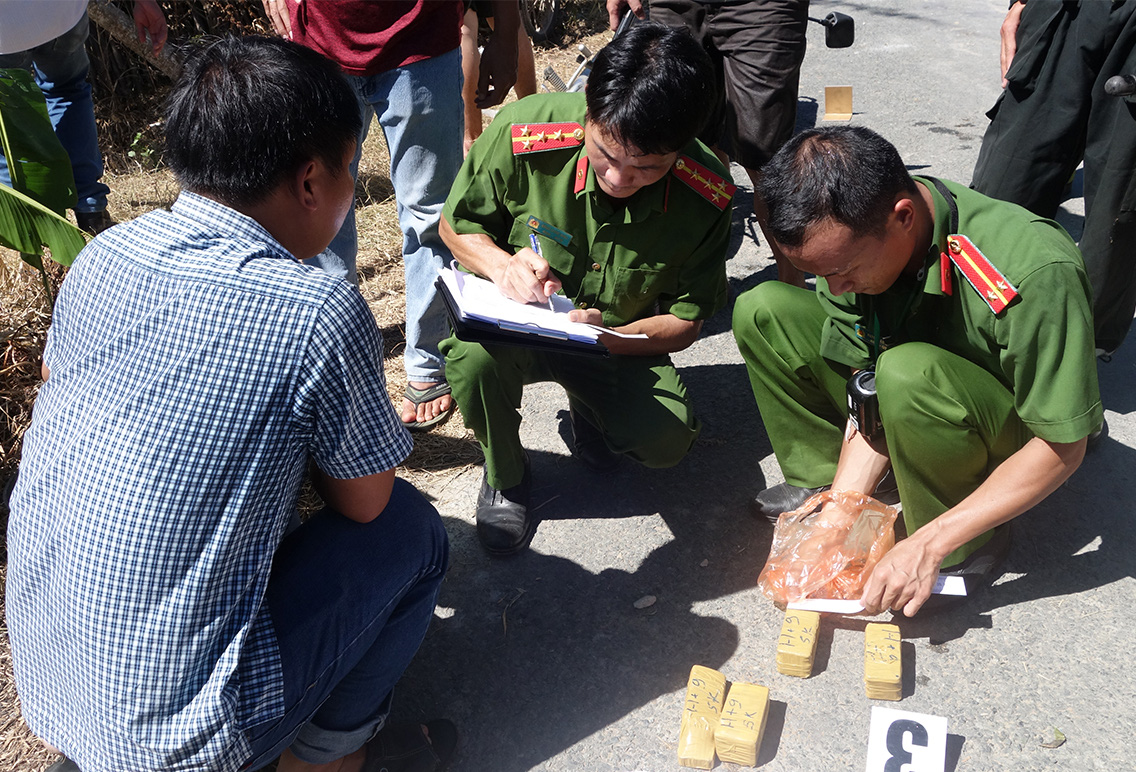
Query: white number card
[[865, 706, 948, 772]]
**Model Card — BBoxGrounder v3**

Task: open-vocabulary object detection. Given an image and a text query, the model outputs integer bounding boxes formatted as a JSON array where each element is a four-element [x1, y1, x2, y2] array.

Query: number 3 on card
[[865, 707, 948, 772]]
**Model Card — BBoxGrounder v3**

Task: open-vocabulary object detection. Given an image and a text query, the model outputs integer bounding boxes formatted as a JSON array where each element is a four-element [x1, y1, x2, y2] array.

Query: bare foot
[[401, 381, 453, 426]]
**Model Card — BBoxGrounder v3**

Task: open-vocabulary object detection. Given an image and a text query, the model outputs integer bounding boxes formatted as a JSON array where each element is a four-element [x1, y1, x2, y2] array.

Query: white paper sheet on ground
[[439, 264, 648, 341], [786, 575, 967, 615]]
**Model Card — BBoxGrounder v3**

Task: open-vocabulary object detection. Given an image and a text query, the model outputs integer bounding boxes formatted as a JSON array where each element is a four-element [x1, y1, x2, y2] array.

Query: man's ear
[[291, 159, 320, 212], [892, 195, 917, 234]]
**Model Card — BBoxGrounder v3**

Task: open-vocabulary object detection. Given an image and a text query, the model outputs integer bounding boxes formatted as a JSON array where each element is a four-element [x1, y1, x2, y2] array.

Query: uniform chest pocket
[[508, 216, 579, 270], [613, 265, 677, 300]]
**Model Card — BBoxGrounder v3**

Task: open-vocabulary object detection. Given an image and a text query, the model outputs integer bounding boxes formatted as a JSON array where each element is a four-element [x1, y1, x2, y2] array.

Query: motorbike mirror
[[811, 11, 854, 49]]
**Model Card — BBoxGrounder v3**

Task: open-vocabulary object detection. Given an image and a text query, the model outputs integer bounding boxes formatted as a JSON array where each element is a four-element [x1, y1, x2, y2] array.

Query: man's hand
[[1000, 1, 1027, 88], [133, 0, 168, 55], [477, 0, 521, 108], [261, 0, 292, 38], [606, 0, 647, 31], [860, 526, 948, 617], [497, 248, 563, 304], [567, 307, 604, 326]]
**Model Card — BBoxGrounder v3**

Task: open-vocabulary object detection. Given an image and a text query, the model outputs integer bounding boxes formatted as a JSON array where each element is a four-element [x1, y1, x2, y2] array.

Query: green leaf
[[0, 182, 87, 267], [0, 67, 77, 213]]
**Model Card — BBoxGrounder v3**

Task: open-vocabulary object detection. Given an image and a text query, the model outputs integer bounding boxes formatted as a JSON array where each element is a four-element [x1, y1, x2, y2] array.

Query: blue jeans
[[241, 479, 450, 768], [0, 12, 109, 213], [310, 48, 463, 385]]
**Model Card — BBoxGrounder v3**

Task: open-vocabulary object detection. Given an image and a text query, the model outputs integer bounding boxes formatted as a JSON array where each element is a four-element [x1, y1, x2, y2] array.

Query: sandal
[[403, 382, 454, 433], [362, 719, 458, 772]]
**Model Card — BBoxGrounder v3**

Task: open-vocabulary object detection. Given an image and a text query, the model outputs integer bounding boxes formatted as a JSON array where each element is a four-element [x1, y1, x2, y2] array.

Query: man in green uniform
[[732, 126, 1101, 616], [440, 23, 734, 556]]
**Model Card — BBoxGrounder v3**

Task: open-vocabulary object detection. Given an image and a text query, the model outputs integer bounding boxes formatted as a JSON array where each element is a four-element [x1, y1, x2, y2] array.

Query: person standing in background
[[263, 0, 520, 431], [0, 0, 167, 234], [971, 0, 1136, 357], [607, 0, 810, 287]]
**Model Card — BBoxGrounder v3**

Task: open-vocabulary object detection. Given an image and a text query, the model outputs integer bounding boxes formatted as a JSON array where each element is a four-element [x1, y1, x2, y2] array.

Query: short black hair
[[164, 36, 362, 207], [585, 22, 714, 155], [757, 126, 919, 247]]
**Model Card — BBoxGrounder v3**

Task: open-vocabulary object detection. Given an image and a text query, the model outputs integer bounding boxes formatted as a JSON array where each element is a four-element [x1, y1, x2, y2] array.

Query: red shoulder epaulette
[[573, 155, 589, 194], [671, 155, 736, 211], [944, 234, 1019, 314], [511, 122, 585, 154]]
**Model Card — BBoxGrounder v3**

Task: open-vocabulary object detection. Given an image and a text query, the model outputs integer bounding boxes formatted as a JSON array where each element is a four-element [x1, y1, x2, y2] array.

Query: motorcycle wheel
[[520, 0, 560, 43]]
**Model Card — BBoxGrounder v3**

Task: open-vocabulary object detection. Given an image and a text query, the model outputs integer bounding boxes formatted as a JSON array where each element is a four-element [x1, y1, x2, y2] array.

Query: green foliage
[[0, 183, 87, 269], [0, 67, 87, 277], [0, 68, 76, 213]]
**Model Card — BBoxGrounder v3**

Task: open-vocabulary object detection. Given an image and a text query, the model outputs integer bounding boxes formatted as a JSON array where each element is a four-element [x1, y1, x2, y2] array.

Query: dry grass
[[0, 10, 612, 769]]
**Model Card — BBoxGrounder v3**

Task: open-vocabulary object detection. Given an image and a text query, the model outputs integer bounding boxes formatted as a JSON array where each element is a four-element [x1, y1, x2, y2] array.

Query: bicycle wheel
[[520, 0, 560, 43]]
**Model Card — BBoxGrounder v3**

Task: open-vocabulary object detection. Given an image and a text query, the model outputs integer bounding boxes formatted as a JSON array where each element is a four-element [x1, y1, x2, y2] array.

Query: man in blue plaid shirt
[[7, 37, 455, 772]]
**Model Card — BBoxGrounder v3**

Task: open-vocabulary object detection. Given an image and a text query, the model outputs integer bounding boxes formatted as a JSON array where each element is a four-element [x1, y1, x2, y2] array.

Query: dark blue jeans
[[242, 479, 449, 768]]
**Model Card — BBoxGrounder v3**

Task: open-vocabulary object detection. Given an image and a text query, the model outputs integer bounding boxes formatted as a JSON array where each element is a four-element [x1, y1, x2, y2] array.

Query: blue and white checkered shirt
[[7, 192, 414, 771]]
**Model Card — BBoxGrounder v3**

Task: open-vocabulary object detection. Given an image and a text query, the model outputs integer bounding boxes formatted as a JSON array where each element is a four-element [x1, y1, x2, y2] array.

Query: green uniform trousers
[[971, 0, 1136, 354], [732, 283, 1033, 567], [440, 335, 701, 490]]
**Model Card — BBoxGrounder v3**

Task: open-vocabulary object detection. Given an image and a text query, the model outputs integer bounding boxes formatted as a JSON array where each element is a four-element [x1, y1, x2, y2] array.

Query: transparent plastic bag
[[758, 490, 900, 605]]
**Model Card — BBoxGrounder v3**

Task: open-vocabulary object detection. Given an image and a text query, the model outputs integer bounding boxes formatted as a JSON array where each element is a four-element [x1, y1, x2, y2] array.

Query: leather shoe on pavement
[[750, 471, 900, 525], [569, 406, 622, 472], [750, 481, 829, 524], [363, 719, 457, 772], [46, 758, 80, 772], [476, 459, 533, 556]]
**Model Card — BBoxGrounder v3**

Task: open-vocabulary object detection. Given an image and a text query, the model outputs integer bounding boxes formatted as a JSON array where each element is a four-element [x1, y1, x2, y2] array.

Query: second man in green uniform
[[732, 126, 1101, 615]]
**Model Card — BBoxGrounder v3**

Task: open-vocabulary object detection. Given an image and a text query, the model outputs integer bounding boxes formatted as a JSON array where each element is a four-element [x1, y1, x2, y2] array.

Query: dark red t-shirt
[[289, 0, 463, 77]]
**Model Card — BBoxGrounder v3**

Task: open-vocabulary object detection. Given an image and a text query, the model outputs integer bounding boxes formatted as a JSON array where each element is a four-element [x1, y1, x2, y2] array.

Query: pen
[[529, 233, 554, 311]]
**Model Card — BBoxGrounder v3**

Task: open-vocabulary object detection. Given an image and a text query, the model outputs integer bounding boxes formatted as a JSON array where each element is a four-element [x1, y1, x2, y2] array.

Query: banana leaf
[[0, 67, 77, 214], [0, 183, 86, 267]]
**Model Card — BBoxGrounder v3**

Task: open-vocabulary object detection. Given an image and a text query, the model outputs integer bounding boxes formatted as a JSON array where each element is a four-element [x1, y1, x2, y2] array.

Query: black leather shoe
[[915, 523, 1012, 615], [475, 460, 533, 556], [750, 482, 829, 524], [750, 472, 901, 525], [569, 406, 622, 472], [75, 209, 114, 235], [46, 758, 80, 772]]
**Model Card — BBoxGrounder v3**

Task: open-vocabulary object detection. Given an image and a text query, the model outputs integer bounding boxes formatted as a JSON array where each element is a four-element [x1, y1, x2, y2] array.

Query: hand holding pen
[[528, 234, 555, 311], [497, 234, 562, 307]]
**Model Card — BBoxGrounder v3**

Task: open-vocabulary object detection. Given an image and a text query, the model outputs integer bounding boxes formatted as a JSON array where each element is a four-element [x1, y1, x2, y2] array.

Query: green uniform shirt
[[443, 92, 732, 327], [817, 177, 1101, 444]]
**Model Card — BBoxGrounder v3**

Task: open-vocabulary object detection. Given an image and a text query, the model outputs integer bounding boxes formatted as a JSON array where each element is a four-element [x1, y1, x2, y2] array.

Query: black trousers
[[971, 0, 1136, 354]]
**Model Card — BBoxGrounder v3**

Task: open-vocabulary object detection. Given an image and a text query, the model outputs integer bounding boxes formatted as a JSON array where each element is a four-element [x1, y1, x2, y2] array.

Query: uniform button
[[591, 262, 601, 271]]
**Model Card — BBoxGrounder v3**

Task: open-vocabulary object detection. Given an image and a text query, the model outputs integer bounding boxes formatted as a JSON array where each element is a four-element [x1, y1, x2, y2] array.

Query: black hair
[[585, 22, 714, 155], [164, 36, 362, 207], [757, 126, 919, 247]]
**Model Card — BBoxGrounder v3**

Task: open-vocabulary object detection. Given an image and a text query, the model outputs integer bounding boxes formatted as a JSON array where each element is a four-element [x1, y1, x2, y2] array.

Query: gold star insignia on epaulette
[[547, 130, 562, 141]]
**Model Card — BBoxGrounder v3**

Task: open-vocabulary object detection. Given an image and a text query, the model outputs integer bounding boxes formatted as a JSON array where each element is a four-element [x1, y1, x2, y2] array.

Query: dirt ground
[[0, 17, 613, 771]]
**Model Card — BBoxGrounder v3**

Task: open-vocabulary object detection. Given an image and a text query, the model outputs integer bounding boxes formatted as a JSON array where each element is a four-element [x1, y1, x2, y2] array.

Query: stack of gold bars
[[715, 681, 770, 766], [863, 622, 903, 701], [677, 665, 726, 769], [776, 610, 820, 678]]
